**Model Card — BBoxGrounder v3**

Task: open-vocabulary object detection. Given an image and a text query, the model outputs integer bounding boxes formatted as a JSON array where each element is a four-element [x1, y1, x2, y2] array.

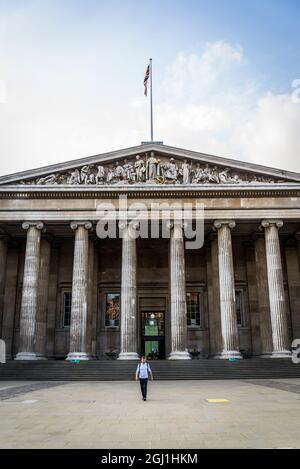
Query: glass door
[[141, 311, 165, 359]]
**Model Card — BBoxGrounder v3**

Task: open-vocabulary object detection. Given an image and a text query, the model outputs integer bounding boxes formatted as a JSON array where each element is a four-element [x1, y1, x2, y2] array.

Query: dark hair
[[141, 356, 146, 360]]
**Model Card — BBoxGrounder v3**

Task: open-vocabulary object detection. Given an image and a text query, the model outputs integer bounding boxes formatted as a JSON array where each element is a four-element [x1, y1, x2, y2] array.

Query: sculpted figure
[[181, 159, 191, 184], [134, 155, 146, 183], [95, 165, 105, 184], [192, 163, 205, 183], [203, 164, 211, 183], [147, 152, 157, 181], [230, 173, 241, 184], [113, 161, 124, 182], [255, 175, 274, 184], [67, 168, 81, 184], [80, 165, 91, 184], [218, 168, 231, 184], [161, 158, 178, 183], [106, 168, 115, 183], [86, 165, 97, 184], [122, 159, 134, 182], [209, 166, 220, 184], [36, 174, 58, 185], [218, 168, 240, 184]]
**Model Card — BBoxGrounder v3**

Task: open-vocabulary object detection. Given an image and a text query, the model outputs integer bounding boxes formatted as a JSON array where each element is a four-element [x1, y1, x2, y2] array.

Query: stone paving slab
[[0, 379, 300, 449], [0, 381, 40, 391], [0, 382, 68, 401], [245, 379, 300, 395]]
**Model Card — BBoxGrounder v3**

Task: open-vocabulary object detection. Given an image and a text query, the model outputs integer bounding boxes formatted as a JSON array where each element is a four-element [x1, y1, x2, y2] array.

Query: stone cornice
[[0, 183, 300, 199]]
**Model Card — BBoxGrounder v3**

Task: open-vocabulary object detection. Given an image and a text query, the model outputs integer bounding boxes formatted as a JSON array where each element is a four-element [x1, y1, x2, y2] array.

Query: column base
[[86, 354, 97, 360], [219, 350, 243, 360], [15, 352, 41, 361], [168, 351, 191, 360], [117, 352, 139, 360], [211, 353, 222, 359], [271, 350, 292, 358], [65, 352, 90, 361], [34, 354, 48, 360]]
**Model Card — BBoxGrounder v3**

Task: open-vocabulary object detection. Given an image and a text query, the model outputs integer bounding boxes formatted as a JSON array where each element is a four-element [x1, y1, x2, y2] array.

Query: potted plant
[[105, 349, 118, 360], [189, 347, 200, 359]]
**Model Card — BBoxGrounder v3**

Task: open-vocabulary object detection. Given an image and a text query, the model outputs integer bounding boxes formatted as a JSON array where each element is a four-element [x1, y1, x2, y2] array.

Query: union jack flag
[[144, 63, 150, 96]]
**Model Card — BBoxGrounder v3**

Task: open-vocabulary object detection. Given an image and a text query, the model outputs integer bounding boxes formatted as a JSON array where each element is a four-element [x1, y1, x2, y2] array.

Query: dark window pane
[[186, 292, 201, 326], [235, 291, 243, 326], [105, 293, 120, 327], [63, 291, 72, 327]]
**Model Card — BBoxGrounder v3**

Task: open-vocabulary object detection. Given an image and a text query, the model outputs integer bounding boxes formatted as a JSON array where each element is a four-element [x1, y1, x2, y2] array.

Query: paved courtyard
[[0, 379, 300, 449]]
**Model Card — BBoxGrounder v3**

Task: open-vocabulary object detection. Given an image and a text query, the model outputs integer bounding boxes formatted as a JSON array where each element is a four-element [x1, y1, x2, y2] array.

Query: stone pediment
[[0, 143, 300, 186]]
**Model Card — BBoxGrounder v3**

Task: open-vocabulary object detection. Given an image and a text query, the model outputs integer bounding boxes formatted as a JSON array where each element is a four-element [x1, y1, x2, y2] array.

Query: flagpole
[[150, 58, 153, 142]]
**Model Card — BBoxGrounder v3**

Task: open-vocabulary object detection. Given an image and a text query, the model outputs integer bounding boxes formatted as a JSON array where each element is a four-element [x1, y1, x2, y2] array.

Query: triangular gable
[[0, 143, 299, 186]]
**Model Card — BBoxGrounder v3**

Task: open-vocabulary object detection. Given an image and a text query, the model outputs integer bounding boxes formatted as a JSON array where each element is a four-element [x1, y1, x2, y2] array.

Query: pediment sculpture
[[18, 152, 283, 186]]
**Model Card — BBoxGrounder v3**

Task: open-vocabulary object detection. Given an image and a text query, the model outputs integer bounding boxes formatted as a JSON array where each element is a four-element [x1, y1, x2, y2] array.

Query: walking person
[[136, 356, 153, 401]]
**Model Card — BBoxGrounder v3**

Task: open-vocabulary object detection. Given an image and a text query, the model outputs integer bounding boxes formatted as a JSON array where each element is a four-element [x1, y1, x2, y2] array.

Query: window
[[186, 292, 201, 327], [235, 290, 244, 327], [105, 293, 120, 327], [63, 291, 72, 327]]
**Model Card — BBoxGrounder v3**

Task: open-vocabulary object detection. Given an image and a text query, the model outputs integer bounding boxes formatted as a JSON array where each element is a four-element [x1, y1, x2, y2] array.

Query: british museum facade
[[0, 143, 299, 361]]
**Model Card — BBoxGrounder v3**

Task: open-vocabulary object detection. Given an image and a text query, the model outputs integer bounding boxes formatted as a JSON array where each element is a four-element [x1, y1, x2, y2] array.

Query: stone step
[[1, 358, 300, 381]]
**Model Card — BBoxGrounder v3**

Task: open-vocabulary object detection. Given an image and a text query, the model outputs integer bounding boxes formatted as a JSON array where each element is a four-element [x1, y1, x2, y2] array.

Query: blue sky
[[0, 0, 300, 175]]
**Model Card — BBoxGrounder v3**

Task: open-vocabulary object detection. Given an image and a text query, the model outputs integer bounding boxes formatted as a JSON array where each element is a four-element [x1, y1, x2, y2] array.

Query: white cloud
[[162, 40, 244, 103], [154, 42, 300, 172], [0, 33, 299, 176], [232, 93, 300, 171]]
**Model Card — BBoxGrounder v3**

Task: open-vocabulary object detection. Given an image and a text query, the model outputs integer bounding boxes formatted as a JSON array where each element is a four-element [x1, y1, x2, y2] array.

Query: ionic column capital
[[70, 221, 93, 231], [22, 222, 44, 231], [213, 220, 236, 231], [260, 219, 283, 231]]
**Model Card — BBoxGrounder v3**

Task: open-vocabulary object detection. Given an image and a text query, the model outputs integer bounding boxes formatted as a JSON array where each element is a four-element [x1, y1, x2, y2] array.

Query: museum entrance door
[[141, 311, 165, 360]]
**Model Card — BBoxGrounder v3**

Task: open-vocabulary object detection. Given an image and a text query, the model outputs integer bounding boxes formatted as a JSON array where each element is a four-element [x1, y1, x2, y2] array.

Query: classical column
[[168, 222, 190, 360], [254, 236, 273, 356], [16, 222, 44, 360], [118, 222, 139, 360], [35, 239, 51, 359], [66, 222, 92, 361], [211, 236, 222, 356], [86, 238, 96, 359], [260, 220, 291, 357], [0, 236, 8, 336], [213, 220, 242, 359]]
